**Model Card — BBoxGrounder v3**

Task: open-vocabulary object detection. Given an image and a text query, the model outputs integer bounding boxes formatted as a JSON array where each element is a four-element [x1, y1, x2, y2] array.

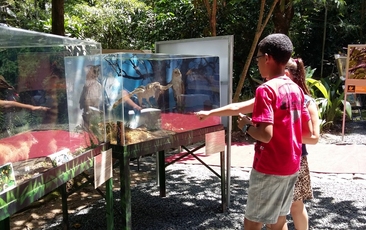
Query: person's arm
[[237, 86, 274, 143], [302, 119, 312, 138], [300, 100, 313, 139], [124, 97, 142, 110], [302, 101, 320, 144], [247, 122, 273, 143], [237, 113, 273, 143], [121, 90, 142, 110], [196, 98, 255, 120], [0, 100, 49, 111]]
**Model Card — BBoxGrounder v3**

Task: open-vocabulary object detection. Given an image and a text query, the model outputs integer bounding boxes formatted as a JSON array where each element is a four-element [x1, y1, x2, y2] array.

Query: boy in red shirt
[[237, 34, 311, 230]]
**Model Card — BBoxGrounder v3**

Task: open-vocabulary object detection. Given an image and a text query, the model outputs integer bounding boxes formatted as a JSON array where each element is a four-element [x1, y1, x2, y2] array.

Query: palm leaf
[[341, 100, 353, 119], [306, 78, 329, 99]]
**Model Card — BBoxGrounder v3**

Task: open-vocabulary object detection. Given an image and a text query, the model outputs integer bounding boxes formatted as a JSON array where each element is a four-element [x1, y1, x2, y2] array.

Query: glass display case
[[101, 53, 221, 146], [0, 25, 104, 192]]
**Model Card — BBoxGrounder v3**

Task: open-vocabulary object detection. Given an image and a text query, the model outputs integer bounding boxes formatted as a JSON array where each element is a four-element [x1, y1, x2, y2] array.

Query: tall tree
[[272, 0, 294, 34], [202, 0, 217, 36], [194, 0, 225, 36], [232, 0, 279, 102], [51, 0, 64, 36]]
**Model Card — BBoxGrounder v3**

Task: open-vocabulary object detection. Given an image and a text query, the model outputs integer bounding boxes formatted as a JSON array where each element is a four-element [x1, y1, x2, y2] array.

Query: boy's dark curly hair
[[258, 33, 293, 65]]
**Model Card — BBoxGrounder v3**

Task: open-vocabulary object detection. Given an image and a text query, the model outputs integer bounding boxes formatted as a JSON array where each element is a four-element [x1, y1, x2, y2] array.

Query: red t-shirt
[[251, 76, 311, 175]]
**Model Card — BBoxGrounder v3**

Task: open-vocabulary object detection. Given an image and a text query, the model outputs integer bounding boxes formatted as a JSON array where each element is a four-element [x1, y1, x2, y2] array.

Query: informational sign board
[[94, 149, 113, 189], [342, 44, 366, 139], [205, 130, 225, 155]]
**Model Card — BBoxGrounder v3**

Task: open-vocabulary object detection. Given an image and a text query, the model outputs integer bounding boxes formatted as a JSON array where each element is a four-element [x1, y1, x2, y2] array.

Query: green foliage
[[63, 0, 152, 49], [147, 0, 208, 49], [218, 1, 273, 97], [305, 66, 322, 96], [290, 0, 362, 79], [0, 0, 49, 31], [306, 72, 352, 131]]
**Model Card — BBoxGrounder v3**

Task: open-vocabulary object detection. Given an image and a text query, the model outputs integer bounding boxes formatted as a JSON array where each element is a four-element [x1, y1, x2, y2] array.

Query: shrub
[[306, 70, 352, 132]]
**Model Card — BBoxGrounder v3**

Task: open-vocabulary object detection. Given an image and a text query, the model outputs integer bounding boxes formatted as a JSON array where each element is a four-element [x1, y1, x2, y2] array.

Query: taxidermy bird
[[169, 68, 184, 110], [79, 65, 102, 130]]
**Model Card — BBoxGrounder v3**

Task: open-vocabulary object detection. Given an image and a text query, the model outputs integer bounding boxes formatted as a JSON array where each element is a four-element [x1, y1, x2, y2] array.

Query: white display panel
[[155, 36, 234, 207]]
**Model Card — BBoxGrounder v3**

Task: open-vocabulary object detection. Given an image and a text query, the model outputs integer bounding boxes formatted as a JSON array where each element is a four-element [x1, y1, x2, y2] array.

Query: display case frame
[[101, 52, 222, 146]]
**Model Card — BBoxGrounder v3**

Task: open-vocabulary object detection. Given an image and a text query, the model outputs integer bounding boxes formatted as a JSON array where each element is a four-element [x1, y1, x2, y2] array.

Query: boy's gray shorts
[[245, 169, 299, 224]]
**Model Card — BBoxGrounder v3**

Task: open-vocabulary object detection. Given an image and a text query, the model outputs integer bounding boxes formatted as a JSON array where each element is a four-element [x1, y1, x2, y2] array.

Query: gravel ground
[[41, 120, 366, 230], [318, 120, 366, 145], [42, 165, 366, 230]]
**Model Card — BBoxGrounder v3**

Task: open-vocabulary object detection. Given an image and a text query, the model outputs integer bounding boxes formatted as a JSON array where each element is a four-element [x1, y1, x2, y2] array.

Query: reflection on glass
[[0, 25, 102, 187]]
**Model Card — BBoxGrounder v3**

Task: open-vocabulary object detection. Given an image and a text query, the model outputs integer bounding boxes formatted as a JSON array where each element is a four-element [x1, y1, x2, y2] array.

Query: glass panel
[[0, 26, 103, 187], [0, 24, 100, 53], [102, 53, 221, 146]]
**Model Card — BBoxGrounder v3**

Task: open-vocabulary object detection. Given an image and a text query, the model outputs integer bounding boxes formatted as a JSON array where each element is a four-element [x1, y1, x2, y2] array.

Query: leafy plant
[[306, 72, 352, 132]]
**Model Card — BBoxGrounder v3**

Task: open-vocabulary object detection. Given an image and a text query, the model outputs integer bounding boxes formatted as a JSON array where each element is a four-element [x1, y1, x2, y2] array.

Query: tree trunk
[[51, 0, 64, 36], [202, 0, 218, 36], [232, 0, 279, 102], [272, 0, 294, 35], [210, 0, 217, 36]]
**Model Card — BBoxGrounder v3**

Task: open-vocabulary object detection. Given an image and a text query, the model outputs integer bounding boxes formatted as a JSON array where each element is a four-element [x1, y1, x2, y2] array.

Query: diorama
[[0, 25, 104, 223], [100, 53, 221, 146]]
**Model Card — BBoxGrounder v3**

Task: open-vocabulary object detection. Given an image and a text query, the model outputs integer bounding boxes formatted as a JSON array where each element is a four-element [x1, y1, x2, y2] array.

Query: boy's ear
[[265, 54, 273, 64], [266, 53, 274, 61]]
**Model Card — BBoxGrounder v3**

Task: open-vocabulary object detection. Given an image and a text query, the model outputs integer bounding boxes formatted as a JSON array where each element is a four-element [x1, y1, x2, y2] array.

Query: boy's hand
[[237, 113, 252, 130], [195, 111, 210, 121]]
